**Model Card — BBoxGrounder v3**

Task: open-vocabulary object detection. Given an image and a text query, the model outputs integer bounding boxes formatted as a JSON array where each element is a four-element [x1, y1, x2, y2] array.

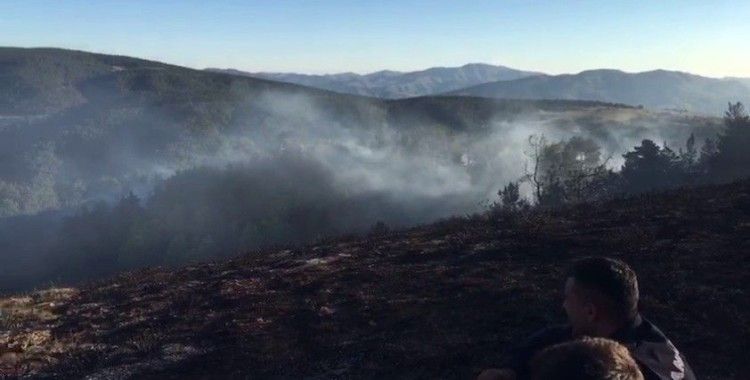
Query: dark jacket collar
[[610, 313, 644, 343]]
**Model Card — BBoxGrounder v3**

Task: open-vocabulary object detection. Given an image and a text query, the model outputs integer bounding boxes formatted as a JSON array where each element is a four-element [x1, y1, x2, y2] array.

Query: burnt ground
[[1, 181, 749, 379]]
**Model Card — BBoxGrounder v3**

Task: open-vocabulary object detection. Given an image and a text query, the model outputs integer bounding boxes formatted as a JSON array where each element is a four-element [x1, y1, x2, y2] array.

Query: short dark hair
[[567, 257, 639, 322], [531, 337, 644, 380]]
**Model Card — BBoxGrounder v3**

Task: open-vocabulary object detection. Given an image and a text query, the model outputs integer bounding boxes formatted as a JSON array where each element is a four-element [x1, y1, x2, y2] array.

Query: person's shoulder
[[630, 339, 695, 380], [634, 317, 671, 342], [630, 318, 696, 380]]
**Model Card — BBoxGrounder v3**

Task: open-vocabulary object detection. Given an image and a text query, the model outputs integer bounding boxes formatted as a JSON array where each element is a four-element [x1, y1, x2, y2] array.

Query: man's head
[[563, 257, 639, 336], [531, 337, 645, 380]]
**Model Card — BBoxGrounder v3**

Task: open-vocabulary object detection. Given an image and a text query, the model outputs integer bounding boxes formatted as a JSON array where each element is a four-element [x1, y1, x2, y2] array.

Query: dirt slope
[[1, 181, 749, 379]]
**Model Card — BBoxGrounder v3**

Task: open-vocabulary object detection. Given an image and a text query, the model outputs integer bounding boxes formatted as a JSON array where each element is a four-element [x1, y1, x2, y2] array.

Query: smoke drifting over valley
[[194, 91, 719, 203], [0, 49, 725, 292]]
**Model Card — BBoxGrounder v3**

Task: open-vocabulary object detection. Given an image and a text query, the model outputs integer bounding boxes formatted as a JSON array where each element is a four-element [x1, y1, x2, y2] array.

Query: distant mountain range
[[210, 63, 750, 115], [206, 63, 542, 99], [448, 69, 750, 115]]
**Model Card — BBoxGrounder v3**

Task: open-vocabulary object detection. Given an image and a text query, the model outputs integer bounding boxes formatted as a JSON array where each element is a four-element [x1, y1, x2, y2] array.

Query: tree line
[[496, 102, 750, 210]]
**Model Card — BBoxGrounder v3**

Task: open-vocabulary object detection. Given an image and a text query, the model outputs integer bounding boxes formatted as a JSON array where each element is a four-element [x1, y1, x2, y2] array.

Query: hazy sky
[[2, 0, 749, 77]]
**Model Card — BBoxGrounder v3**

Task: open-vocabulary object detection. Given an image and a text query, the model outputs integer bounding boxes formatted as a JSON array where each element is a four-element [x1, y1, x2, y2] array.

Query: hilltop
[[0, 47, 344, 115], [449, 69, 750, 115], [1, 180, 748, 379], [0, 47, 167, 114]]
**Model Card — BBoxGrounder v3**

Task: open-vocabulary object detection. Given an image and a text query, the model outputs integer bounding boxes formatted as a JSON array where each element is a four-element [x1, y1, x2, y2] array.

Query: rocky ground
[[1, 181, 749, 379]]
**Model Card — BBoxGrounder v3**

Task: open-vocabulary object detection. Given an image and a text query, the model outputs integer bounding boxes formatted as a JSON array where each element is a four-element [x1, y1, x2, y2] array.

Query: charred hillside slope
[[1, 181, 749, 379]]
